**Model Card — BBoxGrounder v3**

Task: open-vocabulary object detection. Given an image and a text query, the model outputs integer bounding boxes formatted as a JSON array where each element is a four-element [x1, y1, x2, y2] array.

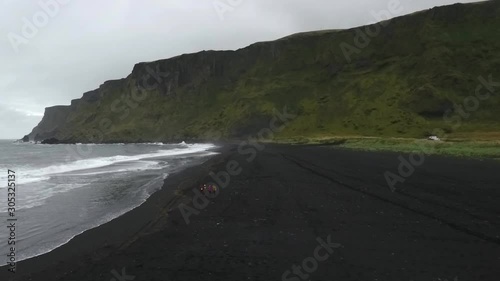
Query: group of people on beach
[[199, 183, 218, 195]]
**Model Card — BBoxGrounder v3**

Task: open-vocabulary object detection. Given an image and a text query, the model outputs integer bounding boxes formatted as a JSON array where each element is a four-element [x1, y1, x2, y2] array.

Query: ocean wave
[[65, 160, 168, 176], [3, 143, 215, 184], [19, 183, 90, 211], [15, 173, 169, 261]]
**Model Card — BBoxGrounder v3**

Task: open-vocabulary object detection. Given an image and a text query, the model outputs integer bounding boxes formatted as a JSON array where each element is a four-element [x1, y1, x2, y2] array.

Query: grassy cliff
[[28, 1, 500, 143]]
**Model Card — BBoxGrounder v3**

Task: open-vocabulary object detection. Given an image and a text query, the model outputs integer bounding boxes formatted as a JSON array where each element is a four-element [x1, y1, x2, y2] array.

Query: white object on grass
[[428, 135, 441, 141]]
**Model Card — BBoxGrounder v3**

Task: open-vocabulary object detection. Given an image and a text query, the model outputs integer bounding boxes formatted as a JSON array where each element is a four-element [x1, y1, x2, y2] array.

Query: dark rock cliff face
[[27, 46, 282, 142], [28, 106, 72, 141], [28, 78, 129, 142], [26, 1, 500, 143]]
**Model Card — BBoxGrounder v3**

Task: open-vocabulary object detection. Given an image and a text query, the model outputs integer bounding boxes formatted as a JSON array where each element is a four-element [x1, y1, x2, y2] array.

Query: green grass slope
[[29, 0, 500, 143]]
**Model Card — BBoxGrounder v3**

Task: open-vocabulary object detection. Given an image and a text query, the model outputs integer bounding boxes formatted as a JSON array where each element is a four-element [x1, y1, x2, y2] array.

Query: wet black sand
[[2, 144, 500, 281]]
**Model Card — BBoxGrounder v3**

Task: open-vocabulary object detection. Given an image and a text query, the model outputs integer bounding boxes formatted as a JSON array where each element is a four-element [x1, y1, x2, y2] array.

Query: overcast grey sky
[[0, 0, 482, 139]]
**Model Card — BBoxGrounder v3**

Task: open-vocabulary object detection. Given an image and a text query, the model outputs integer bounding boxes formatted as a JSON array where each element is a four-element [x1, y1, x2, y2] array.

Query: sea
[[0, 140, 217, 261]]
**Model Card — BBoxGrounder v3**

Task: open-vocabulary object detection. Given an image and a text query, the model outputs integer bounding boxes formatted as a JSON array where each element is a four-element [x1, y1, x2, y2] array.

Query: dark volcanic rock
[[28, 106, 72, 141], [41, 138, 60, 144]]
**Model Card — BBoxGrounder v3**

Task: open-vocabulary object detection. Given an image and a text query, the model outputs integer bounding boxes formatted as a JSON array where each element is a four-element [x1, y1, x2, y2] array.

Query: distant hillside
[[27, 0, 500, 143]]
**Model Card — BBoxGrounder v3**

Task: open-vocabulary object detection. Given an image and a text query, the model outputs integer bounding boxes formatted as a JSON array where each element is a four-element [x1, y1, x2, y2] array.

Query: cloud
[[0, 105, 41, 139]]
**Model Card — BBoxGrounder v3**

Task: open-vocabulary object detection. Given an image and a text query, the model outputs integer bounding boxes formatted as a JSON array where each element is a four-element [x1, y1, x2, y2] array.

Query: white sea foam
[[20, 183, 91, 210], [10, 143, 215, 184], [15, 173, 169, 262], [65, 160, 167, 176], [0, 141, 219, 263]]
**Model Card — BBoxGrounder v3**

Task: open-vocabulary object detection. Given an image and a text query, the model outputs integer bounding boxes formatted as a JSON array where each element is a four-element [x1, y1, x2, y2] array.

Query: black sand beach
[[2, 144, 500, 281]]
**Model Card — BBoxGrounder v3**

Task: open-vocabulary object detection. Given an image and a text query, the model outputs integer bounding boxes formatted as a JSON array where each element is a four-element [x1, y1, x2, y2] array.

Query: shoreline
[[13, 136, 500, 160], [0, 144, 229, 279], [0, 142, 220, 263], [13, 174, 163, 263]]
